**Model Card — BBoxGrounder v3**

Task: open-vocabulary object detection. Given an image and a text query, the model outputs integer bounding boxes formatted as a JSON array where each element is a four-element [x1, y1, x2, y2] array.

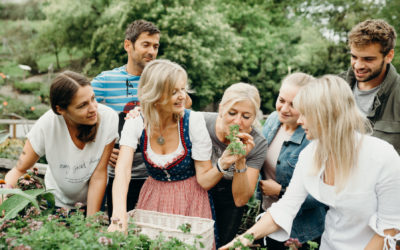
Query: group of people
[[1, 18, 399, 250]]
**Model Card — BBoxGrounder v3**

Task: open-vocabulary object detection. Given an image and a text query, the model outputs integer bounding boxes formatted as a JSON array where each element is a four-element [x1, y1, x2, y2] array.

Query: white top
[[27, 104, 118, 208], [267, 134, 400, 250], [262, 126, 292, 210], [120, 110, 212, 165]]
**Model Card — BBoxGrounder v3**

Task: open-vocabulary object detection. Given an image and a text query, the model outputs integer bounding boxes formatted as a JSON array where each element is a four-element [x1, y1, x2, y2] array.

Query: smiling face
[[125, 32, 160, 75], [350, 43, 393, 86], [157, 80, 187, 116], [220, 100, 255, 134], [58, 85, 98, 126], [276, 84, 301, 128]]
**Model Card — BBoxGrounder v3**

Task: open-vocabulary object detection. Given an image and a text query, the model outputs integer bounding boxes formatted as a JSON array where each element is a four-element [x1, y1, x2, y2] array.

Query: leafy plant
[[307, 240, 319, 250], [226, 124, 246, 155], [0, 210, 200, 249], [178, 222, 191, 233], [12, 81, 41, 93], [0, 138, 24, 160]]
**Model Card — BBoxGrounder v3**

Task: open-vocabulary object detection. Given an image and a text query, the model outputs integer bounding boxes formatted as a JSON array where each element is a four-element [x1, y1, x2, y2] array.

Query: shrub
[[0, 138, 24, 160], [12, 82, 41, 94], [16, 54, 39, 75]]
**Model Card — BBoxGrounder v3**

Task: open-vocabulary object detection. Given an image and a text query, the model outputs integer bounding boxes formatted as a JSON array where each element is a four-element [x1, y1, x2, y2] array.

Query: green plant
[[0, 209, 201, 249], [0, 138, 24, 160], [12, 81, 41, 93], [226, 124, 246, 155], [307, 240, 319, 250]]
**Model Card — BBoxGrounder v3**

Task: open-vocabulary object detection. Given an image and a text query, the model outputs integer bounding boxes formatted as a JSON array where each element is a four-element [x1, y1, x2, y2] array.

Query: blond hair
[[293, 75, 370, 191], [219, 82, 261, 128], [281, 72, 315, 89], [139, 59, 187, 130]]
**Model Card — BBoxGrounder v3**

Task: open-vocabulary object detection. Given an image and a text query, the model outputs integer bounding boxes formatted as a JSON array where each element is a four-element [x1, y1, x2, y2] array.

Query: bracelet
[[216, 158, 229, 174], [234, 166, 247, 173], [278, 186, 286, 198]]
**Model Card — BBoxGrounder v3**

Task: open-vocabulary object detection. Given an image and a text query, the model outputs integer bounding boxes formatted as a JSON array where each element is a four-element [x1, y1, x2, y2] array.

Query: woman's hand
[[259, 179, 282, 196], [219, 233, 254, 249], [237, 132, 255, 157], [107, 217, 127, 233], [220, 132, 255, 170], [125, 106, 141, 120]]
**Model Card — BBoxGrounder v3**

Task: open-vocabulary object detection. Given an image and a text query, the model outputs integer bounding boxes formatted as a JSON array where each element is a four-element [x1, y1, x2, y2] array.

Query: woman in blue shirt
[[259, 72, 326, 249]]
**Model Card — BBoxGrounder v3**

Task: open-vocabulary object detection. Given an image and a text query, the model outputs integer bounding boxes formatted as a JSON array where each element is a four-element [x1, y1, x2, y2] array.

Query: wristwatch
[[234, 166, 247, 173]]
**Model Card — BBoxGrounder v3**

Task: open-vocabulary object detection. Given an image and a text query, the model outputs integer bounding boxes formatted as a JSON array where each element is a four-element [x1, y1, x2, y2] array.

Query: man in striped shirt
[[91, 20, 160, 218]]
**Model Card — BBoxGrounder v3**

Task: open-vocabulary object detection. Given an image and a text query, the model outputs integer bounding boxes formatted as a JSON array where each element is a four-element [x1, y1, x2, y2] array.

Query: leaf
[[0, 188, 51, 223]]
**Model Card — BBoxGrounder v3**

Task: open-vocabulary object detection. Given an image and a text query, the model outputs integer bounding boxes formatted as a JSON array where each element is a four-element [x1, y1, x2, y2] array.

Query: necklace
[[156, 135, 165, 145], [156, 125, 165, 145]]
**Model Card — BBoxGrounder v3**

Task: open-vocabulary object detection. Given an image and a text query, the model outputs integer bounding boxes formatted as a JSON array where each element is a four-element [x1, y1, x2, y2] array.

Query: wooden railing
[[0, 118, 36, 139]]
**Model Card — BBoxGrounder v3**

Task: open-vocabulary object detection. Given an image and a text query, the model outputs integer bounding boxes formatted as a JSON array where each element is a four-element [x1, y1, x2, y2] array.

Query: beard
[[355, 60, 386, 83]]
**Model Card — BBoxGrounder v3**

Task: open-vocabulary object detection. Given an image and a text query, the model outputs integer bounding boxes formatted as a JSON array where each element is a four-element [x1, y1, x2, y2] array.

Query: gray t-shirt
[[202, 112, 268, 180], [353, 82, 380, 117]]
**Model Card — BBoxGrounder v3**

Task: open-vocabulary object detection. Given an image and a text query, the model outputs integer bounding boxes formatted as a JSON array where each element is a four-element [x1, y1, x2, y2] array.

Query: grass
[[0, 60, 26, 78], [36, 49, 85, 72]]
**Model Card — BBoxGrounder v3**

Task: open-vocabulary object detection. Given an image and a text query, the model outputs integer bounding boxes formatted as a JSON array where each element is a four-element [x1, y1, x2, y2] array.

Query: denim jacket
[[261, 111, 326, 243]]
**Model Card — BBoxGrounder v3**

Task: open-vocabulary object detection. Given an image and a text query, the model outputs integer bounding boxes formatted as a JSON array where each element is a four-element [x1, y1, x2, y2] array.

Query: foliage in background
[[0, 138, 24, 160], [1, 0, 399, 113]]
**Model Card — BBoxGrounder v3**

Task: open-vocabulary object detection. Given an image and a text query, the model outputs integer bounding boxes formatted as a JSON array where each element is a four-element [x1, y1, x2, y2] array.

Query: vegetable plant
[[226, 124, 246, 155]]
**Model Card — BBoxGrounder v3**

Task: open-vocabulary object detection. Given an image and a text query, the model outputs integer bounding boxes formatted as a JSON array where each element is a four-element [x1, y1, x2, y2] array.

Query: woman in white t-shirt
[[3, 71, 118, 216], [221, 75, 400, 250]]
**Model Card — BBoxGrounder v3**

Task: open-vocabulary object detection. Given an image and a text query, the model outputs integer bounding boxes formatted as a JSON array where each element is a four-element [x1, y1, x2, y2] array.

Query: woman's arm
[[194, 160, 224, 190], [108, 145, 134, 232], [365, 229, 400, 250], [220, 211, 281, 249], [230, 132, 258, 207], [5, 140, 39, 188], [86, 140, 115, 216], [231, 161, 260, 207]]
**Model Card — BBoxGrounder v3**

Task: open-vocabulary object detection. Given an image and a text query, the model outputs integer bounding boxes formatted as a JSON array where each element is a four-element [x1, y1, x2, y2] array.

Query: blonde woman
[[259, 73, 326, 249], [221, 75, 400, 250], [203, 83, 268, 246], [108, 60, 229, 237]]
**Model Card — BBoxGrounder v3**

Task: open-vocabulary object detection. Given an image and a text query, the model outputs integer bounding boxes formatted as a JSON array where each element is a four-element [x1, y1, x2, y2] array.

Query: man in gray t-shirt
[[339, 19, 400, 154]]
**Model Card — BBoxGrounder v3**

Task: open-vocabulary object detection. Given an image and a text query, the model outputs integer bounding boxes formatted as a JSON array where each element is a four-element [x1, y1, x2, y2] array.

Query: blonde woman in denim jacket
[[258, 73, 326, 249]]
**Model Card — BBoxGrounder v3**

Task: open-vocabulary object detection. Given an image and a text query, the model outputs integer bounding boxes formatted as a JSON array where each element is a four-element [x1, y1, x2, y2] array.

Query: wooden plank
[[0, 119, 37, 125], [0, 158, 47, 175]]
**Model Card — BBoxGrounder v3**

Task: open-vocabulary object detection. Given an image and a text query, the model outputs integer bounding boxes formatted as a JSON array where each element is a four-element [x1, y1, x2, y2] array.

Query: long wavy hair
[[50, 71, 98, 143], [293, 75, 371, 191], [138, 59, 187, 131]]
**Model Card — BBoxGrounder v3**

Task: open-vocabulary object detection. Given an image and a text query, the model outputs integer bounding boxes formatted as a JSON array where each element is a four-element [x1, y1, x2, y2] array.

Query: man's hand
[[108, 148, 119, 168]]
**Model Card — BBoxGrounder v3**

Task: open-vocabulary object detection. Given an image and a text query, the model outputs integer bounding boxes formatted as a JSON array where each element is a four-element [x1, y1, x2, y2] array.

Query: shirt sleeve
[[246, 131, 268, 170], [26, 112, 48, 157], [91, 74, 105, 103], [119, 116, 144, 150], [189, 111, 212, 161], [369, 144, 400, 234], [103, 106, 119, 145], [267, 151, 309, 242]]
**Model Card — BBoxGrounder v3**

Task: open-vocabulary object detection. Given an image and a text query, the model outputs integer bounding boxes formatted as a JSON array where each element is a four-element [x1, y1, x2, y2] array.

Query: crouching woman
[[2, 71, 118, 216]]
